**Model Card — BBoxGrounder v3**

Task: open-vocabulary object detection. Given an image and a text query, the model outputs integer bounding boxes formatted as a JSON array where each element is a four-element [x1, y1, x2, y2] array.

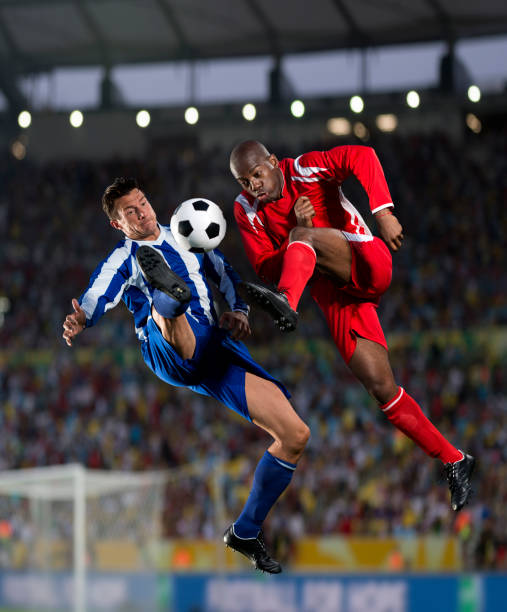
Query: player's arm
[[302, 146, 404, 250], [203, 249, 251, 340], [62, 246, 132, 346], [234, 200, 288, 283], [373, 208, 404, 251]]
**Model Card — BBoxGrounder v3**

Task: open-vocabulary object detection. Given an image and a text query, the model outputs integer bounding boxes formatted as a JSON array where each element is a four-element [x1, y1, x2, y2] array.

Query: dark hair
[[102, 177, 139, 220]]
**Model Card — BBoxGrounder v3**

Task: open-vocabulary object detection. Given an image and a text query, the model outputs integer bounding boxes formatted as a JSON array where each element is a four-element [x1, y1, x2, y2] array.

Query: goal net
[[0, 464, 210, 612]]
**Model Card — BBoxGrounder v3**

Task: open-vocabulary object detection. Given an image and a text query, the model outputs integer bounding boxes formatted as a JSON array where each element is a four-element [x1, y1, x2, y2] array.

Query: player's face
[[110, 188, 160, 241], [232, 153, 284, 203]]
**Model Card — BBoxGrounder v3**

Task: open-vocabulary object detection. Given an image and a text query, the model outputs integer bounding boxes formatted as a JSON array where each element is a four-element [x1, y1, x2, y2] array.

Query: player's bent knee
[[284, 422, 310, 458]]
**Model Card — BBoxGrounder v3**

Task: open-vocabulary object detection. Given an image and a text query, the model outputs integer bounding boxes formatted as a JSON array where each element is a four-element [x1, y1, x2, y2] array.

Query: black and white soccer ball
[[170, 198, 227, 253]]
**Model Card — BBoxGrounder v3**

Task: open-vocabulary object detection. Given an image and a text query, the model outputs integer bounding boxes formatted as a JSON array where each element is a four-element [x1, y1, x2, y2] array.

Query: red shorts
[[310, 237, 392, 363]]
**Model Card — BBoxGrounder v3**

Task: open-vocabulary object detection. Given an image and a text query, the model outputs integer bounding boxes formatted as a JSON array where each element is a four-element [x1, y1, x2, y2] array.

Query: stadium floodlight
[[350, 95, 364, 114], [466, 113, 482, 134], [242, 103, 256, 121], [184, 106, 199, 125], [69, 110, 84, 128], [290, 99, 305, 118], [468, 85, 481, 103], [376, 114, 398, 132], [406, 90, 420, 109], [18, 110, 31, 129], [136, 110, 151, 128], [327, 117, 351, 136]]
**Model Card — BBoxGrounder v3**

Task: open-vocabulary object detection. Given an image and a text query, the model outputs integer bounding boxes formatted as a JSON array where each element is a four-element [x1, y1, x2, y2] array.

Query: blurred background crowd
[[0, 124, 506, 570]]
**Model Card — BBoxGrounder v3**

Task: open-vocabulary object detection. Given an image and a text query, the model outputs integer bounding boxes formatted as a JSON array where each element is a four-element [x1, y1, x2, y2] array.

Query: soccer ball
[[170, 198, 227, 253]]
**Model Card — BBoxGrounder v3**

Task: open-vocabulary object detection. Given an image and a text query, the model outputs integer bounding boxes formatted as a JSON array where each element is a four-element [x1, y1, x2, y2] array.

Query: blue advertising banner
[[0, 571, 164, 611], [0, 571, 505, 611], [172, 572, 507, 612]]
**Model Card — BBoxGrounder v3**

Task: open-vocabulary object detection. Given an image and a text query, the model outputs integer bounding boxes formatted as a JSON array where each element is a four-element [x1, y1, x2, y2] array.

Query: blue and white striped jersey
[[78, 224, 249, 342]]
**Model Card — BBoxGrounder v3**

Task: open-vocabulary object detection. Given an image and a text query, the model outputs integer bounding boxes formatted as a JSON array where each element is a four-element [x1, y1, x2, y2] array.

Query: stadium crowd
[[0, 125, 506, 570]]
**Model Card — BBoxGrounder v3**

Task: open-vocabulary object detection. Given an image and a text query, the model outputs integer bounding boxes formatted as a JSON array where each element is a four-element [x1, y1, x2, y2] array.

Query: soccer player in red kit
[[230, 140, 475, 512]]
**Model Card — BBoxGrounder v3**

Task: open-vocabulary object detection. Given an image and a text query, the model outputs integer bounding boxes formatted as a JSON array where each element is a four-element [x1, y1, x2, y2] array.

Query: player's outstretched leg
[[350, 338, 475, 511], [224, 374, 309, 573], [240, 282, 298, 332], [136, 245, 191, 317], [444, 453, 476, 511]]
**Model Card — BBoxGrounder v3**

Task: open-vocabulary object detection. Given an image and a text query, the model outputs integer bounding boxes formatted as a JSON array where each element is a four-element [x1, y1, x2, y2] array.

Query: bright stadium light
[[290, 99, 305, 118], [406, 90, 420, 109], [69, 110, 84, 128], [349, 95, 364, 113], [327, 117, 351, 136], [18, 110, 31, 129], [376, 114, 398, 132], [136, 110, 151, 128], [468, 85, 481, 103], [242, 103, 257, 121], [184, 106, 199, 125]]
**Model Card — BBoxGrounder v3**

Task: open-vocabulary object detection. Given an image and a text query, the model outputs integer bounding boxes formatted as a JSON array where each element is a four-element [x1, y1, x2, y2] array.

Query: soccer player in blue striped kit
[[62, 177, 309, 573]]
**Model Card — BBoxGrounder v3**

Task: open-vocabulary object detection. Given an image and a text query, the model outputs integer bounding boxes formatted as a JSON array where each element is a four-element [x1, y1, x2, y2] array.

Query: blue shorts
[[140, 315, 290, 422]]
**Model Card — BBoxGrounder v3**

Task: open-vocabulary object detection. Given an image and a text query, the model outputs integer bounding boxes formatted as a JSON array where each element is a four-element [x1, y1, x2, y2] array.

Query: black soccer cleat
[[239, 282, 298, 332], [224, 525, 282, 574], [136, 245, 191, 303], [444, 453, 475, 511]]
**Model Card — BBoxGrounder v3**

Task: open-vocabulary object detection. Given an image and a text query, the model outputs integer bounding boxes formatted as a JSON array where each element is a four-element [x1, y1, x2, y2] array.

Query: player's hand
[[375, 212, 404, 251], [294, 196, 315, 228], [219, 311, 251, 341], [62, 298, 86, 346]]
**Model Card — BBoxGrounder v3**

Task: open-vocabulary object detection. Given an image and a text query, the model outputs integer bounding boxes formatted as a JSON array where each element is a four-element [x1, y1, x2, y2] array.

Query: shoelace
[[445, 463, 459, 491], [251, 531, 272, 563]]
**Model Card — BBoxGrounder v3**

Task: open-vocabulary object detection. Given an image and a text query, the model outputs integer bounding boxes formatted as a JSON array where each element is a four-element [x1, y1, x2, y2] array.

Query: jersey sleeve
[[203, 249, 249, 315], [296, 145, 394, 214], [234, 199, 287, 284], [78, 245, 133, 328]]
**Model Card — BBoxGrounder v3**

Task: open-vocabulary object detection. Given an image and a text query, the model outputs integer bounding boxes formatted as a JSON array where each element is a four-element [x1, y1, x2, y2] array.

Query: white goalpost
[[0, 464, 172, 612]]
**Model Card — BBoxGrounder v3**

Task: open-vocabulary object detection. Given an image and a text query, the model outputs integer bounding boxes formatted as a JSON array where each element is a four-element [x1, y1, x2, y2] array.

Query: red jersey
[[234, 145, 394, 283]]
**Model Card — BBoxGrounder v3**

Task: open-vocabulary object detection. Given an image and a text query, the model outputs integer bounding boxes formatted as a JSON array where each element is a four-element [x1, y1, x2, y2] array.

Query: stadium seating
[[1, 128, 505, 570]]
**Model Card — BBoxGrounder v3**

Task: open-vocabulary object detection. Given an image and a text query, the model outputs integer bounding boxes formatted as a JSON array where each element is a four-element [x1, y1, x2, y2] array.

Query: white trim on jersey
[[381, 387, 404, 412], [236, 193, 263, 233], [339, 189, 372, 238], [371, 202, 394, 214], [342, 232, 374, 242], [135, 324, 148, 341], [291, 176, 321, 183], [80, 246, 131, 320], [176, 245, 215, 325], [206, 250, 237, 311], [293, 155, 328, 177], [125, 238, 154, 304]]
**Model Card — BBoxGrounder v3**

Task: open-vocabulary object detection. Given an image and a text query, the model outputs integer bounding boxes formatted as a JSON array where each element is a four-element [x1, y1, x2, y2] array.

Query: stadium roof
[[1, 0, 507, 70], [0, 0, 506, 110]]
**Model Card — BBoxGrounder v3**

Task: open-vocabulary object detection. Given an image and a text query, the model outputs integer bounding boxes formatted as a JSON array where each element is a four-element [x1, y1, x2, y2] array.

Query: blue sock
[[152, 288, 188, 319], [234, 450, 296, 539]]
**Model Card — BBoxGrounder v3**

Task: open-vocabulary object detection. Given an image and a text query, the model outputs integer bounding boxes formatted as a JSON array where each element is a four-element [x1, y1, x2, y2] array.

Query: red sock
[[381, 388, 463, 463], [277, 241, 316, 311]]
